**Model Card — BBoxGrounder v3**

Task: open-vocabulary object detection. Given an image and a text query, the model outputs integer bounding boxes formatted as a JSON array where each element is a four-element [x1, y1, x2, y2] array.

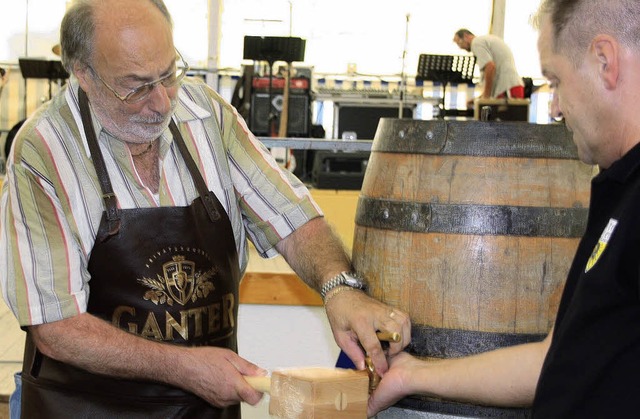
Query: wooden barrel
[[353, 119, 594, 418]]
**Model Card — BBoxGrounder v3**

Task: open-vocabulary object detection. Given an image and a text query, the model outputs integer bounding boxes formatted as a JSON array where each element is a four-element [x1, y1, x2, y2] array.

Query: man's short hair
[[536, 0, 640, 66], [455, 28, 474, 39], [60, 0, 173, 73]]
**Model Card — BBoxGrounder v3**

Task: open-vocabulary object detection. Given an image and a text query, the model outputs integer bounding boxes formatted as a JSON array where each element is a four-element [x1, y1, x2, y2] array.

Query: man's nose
[[147, 83, 173, 114], [549, 93, 563, 121]]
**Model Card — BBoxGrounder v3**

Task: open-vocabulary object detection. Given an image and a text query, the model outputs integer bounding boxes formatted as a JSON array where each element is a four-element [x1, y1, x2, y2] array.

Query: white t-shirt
[[471, 34, 523, 97]]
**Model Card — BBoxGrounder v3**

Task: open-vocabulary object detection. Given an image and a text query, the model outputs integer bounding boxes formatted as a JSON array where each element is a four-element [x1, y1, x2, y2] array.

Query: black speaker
[[250, 92, 309, 136], [311, 151, 370, 190], [337, 105, 413, 140]]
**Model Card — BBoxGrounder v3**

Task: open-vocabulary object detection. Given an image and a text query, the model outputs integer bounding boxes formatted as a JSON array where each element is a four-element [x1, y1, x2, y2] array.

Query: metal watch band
[[320, 271, 367, 299]]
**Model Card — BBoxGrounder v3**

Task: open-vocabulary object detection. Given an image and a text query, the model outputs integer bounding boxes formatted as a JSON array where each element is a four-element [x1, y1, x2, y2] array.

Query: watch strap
[[320, 271, 367, 299]]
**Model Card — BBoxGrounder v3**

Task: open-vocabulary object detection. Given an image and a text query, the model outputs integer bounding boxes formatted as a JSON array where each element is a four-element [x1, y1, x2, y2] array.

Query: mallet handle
[[246, 375, 271, 393]]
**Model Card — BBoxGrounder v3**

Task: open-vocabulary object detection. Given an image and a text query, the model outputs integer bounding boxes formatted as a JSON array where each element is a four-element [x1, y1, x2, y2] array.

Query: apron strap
[[78, 88, 121, 236], [170, 120, 221, 222], [78, 88, 220, 228]]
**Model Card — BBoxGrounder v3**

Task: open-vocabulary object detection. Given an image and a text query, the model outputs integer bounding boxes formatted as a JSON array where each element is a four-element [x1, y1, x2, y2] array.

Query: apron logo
[[138, 255, 216, 306], [585, 218, 618, 273]]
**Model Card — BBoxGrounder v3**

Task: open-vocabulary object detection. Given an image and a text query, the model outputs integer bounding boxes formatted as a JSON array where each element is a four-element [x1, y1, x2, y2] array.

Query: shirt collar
[[595, 141, 640, 184]]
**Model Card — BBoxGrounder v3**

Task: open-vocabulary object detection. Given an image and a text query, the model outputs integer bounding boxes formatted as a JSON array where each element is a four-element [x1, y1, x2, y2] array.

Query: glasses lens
[[161, 66, 187, 88], [125, 85, 153, 104], [123, 55, 188, 104]]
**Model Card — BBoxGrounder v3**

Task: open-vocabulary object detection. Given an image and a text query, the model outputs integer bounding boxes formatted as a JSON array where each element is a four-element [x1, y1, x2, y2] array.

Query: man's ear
[[73, 62, 92, 93], [592, 34, 619, 90]]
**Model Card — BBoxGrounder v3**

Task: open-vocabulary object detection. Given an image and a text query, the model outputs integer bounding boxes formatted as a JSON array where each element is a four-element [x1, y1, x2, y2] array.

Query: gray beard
[[89, 89, 177, 144]]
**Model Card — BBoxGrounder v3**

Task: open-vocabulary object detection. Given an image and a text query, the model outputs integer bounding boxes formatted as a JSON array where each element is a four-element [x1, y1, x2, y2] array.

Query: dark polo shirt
[[534, 142, 640, 417]]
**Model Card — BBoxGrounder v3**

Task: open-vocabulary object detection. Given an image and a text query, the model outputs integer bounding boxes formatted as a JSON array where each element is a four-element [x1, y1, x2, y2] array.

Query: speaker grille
[[250, 93, 309, 136]]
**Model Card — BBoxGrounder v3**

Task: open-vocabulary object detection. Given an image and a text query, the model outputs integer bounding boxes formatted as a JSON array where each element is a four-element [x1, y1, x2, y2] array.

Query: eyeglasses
[[89, 50, 189, 104]]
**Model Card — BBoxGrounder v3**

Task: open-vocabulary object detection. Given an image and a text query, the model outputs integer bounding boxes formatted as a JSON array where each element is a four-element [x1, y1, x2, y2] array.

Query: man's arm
[[275, 217, 411, 374], [29, 313, 266, 407], [481, 61, 496, 98], [368, 328, 553, 416]]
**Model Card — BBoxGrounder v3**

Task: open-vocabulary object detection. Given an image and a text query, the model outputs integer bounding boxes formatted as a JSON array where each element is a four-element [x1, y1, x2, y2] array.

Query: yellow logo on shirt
[[585, 218, 618, 273]]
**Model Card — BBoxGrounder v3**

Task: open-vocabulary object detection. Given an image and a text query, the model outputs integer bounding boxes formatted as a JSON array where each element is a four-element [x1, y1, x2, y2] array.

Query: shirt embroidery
[[585, 218, 618, 273]]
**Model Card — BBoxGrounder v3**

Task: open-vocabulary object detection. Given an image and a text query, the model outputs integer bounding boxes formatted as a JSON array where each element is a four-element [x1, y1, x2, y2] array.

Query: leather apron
[[20, 89, 241, 418]]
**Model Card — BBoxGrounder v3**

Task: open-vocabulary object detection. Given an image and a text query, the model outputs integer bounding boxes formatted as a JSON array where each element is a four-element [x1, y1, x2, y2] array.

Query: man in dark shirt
[[368, 0, 640, 417]]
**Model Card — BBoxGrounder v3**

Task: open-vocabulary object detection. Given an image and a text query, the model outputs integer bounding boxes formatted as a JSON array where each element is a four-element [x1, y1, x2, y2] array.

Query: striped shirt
[[0, 77, 322, 326]]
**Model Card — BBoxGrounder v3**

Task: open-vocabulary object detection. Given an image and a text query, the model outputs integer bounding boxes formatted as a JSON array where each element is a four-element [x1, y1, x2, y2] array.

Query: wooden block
[[249, 367, 369, 419]]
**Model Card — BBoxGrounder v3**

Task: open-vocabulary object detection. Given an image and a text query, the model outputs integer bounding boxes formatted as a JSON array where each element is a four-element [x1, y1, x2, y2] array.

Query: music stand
[[243, 36, 306, 135], [19, 58, 70, 99], [416, 54, 475, 118]]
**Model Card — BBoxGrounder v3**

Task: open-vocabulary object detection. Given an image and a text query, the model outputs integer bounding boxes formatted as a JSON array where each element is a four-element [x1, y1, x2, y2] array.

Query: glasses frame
[[89, 49, 189, 104]]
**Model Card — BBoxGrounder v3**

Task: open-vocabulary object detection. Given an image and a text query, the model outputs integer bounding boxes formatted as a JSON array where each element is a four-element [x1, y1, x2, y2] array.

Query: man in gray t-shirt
[[453, 28, 524, 100]]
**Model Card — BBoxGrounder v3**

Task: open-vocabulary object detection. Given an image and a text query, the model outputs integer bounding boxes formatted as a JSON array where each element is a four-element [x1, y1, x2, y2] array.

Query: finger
[[376, 317, 403, 353], [229, 353, 268, 377], [237, 378, 265, 406], [385, 309, 412, 354], [336, 334, 366, 370], [367, 390, 384, 418], [358, 329, 389, 375]]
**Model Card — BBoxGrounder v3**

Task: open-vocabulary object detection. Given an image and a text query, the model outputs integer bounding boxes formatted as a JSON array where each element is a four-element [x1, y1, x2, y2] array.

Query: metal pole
[[288, 0, 293, 36], [23, 0, 29, 120], [398, 13, 410, 118]]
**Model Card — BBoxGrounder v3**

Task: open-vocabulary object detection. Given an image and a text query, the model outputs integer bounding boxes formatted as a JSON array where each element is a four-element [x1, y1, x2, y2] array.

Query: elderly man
[[0, 0, 409, 417], [370, 1, 640, 417]]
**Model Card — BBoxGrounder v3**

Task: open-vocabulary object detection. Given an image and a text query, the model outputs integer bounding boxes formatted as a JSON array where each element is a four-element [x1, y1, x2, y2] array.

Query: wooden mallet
[[246, 367, 369, 418], [244, 331, 402, 418]]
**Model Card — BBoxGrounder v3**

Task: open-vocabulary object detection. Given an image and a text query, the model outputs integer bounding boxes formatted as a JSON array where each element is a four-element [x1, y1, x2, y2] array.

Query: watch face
[[344, 274, 367, 289], [321, 272, 368, 299]]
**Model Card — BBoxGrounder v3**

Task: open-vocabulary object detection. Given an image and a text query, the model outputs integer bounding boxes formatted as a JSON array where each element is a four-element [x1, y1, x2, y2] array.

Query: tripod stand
[[416, 54, 475, 118]]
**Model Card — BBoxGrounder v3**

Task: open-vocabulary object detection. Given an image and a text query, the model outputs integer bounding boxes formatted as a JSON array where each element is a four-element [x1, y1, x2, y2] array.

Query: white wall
[[237, 304, 340, 418], [0, 1, 544, 78]]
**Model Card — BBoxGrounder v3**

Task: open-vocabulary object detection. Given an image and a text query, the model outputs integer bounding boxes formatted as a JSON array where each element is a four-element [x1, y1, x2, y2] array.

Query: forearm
[[277, 217, 411, 374], [30, 313, 197, 386], [369, 337, 550, 416], [482, 62, 496, 98], [29, 313, 265, 406], [275, 217, 351, 290], [417, 343, 544, 406], [408, 329, 551, 407]]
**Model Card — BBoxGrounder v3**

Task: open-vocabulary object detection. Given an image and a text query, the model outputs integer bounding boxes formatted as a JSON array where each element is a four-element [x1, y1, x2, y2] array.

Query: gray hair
[[535, 0, 640, 66], [60, 0, 173, 74]]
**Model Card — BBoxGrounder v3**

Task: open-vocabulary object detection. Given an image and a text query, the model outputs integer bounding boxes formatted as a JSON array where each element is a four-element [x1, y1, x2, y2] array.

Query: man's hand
[[367, 351, 418, 417], [274, 217, 411, 374], [324, 289, 411, 375], [177, 346, 267, 407], [30, 313, 267, 407]]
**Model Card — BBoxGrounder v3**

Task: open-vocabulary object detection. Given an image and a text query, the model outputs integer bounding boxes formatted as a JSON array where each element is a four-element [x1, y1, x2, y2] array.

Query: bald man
[[0, 0, 410, 417]]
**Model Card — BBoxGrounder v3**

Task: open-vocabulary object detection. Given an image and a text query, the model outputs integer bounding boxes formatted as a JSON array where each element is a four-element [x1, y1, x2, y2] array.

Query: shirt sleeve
[[216, 94, 322, 257], [471, 37, 494, 70], [1, 124, 88, 326]]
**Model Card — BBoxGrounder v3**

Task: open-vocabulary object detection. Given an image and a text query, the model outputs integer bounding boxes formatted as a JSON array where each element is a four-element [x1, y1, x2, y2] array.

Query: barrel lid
[[372, 118, 579, 159]]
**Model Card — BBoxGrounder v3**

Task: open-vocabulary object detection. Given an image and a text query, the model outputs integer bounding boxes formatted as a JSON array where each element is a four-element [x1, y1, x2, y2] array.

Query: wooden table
[[241, 189, 360, 306]]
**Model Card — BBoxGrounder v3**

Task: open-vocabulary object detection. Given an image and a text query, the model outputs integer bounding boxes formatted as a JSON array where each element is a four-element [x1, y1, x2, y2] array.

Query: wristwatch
[[320, 271, 368, 299]]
